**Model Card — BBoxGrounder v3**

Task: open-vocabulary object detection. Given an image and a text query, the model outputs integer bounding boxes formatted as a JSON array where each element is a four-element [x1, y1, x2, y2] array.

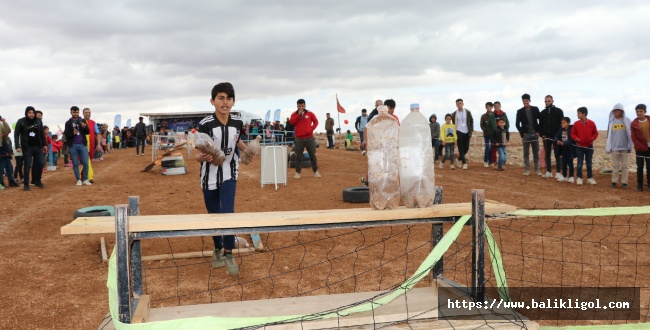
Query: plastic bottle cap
[[410, 103, 420, 111]]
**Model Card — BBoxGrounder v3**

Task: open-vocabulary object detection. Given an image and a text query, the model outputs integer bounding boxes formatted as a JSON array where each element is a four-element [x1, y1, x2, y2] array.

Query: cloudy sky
[[1, 0, 649, 133]]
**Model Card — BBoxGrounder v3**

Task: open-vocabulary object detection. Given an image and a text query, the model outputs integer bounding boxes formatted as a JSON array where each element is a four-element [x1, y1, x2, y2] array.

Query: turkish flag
[[336, 94, 346, 114]]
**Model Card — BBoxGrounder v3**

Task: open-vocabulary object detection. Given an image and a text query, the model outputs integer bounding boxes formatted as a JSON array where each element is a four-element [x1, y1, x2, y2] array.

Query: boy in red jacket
[[570, 107, 599, 186], [631, 104, 650, 191], [289, 99, 320, 179]]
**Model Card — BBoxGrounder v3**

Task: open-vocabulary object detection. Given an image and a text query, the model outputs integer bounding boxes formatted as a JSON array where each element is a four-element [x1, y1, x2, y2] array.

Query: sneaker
[[555, 173, 563, 180], [212, 248, 225, 268], [462, 164, 468, 170], [536, 170, 543, 176], [89, 179, 94, 184], [313, 171, 321, 178], [587, 178, 597, 185], [35, 183, 45, 188], [439, 162, 444, 169], [136, 154, 139, 156], [498, 167, 504, 171], [523, 170, 530, 176], [361, 150, 366, 156], [611, 182, 617, 188], [223, 252, 239, 275], [557, 176, 566, 182], [83, 180, 92, 186], [294, 173, 301, 179], [65, 163, 72, 167], [545, 172, 553, 178], [23, 185, 30, 191], [491, 163, 497, 169], [450, 165, 455, 170], [484, 162, 488, 168], [567, 177, 575, 183], [577, 178, 583, 185], [359, 177, 368, 186], [76, 180, 82, 186], [622, 183, 628, 189], [9, 181, 19, 187], [141, 153, 145, 156], [636, 186, 643, 192]]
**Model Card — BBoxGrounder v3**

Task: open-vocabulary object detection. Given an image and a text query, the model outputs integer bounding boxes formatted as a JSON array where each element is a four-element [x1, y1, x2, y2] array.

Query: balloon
[[191, 128, 197, 133], [344, 119, 349, 124]]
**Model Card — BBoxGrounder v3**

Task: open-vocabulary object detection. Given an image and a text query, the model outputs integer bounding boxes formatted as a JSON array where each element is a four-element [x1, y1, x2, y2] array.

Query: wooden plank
[[131, 295, 150, 324], [141, 248, 255, 262], [62, 202, 517, 235], [100, 237, 108, 263]]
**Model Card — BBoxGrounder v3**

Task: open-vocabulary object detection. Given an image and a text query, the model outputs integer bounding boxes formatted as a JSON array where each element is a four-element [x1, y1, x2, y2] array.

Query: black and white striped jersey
[[197, 113, 243, 190]]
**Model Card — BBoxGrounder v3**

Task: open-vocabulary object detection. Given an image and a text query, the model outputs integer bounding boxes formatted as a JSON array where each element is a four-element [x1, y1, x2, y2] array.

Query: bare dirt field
[[1, 132, 649, 329]]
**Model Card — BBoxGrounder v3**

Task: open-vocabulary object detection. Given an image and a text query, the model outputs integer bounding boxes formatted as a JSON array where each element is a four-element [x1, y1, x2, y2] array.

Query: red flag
[[336, 94, 346, 114]]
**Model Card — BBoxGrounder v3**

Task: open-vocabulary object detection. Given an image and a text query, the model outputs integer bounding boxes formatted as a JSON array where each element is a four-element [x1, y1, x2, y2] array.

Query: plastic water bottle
[[240, 136, 261, 165], [366, 106, 401, 210], [399, 104, 435, 208]]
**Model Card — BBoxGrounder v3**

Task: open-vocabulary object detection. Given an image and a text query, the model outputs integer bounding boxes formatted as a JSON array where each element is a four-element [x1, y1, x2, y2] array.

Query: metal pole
[[129, 196, 143, 298], [432, 186, 444, 278], [115, 204, 132, 323], [471, 189, 485, 302]]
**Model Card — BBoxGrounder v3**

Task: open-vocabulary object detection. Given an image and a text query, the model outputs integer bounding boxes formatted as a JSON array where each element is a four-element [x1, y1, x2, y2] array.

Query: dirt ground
[[1, 134, 649, 329]]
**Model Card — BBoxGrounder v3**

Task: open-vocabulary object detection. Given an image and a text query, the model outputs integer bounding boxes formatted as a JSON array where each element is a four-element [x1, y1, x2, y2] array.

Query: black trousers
[[22, 146, 44, 186], [543, 138, 562, 173], [136, 136, 146, 154], [636, 150, 650, 189], [294, 137, 318, 173], [456, 132, 470, 164]]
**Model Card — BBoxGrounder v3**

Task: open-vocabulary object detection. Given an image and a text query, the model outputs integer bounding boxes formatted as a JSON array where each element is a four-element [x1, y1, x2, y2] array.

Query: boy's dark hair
[[494, 101, 501, 105], [326, 112, 330, 115], [26, 106, 35, 112], [297, 99, 305, 105], [497, 118, 505, 123], [521, 93, 531, 100], [577, 107, 588, 116], [43, 125, 48, 130], [636, 104, 647, 112], [52, 134, 58, 139], [71, 106, 79, 111], [485, 102, 494, 108], [445, 113, 452, 120], [384, 99, 396, 109], [361, 109, 367, 113], [211, 82, 235, 101], [35, 110, 43, 116], [561, 117, 571, 123], [455, 98, 463, 103]]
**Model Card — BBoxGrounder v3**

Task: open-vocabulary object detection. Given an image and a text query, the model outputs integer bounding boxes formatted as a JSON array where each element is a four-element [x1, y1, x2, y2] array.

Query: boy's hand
[[196, 152, 213, 163], [558, 140, 563, 146]]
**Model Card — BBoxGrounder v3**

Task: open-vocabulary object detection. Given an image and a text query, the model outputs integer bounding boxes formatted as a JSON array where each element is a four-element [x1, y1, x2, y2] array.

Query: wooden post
[[115, 204, 132, 323], [471, 189, 485, 302], [129, 196, 143, 298], [432, 186, 443, 278]]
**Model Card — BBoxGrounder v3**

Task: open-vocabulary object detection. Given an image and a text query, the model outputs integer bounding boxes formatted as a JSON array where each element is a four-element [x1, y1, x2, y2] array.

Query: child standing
[[440, 114, 458, 170], [51, 135, 63, 166], [605, 103, 633, 188], [345, 129, 353, 149], [555, 117, 575, 183], [571, 107, 599, 185], [491, 118, 509, 171], [631, 104, 650, 191]]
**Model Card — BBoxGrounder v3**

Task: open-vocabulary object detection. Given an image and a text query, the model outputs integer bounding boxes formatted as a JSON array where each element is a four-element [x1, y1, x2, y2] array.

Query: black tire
[[289, 153, 311, 161], [342, 186, 369, 203], [73, 206, 115, 219], [289, 160, 312, 169]]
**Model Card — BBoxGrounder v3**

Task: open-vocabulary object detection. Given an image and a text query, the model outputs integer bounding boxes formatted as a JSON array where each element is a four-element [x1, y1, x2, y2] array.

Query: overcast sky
[[1, 0, 650, 133]]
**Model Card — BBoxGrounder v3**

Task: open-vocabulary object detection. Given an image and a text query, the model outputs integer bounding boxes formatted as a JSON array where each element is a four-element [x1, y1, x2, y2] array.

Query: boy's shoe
[[212, 248, 225, 268], [450, 165, 455, 170], [455, 159, 460, 167], [359, 177, 368, 186], [89, 179, 94, 184], [555, 173, 563, 180], [611, 182, 617, 188], [535, 170, 543, 176], [484, 162, 488, 168], [567, 177, 575, 183], [141, 153, 144, 156], [557, 176, 566, 182], [622, 183, 628, 189], [498, 167, 504, 171], [135, 154, 139, 156], [577, 178, 583, 185], [83, 180, 92, 186], [0, 185, 5, 191], [64, 164, 72, 167], [313, 171, 321, 178], [523, 170, 530, 176], [361, 150, 366, 156], [294, 173, 301, 179], [636, 186, 644, 192], [76, 180, 82, 186], [439, 162, 444, 169], [35, 183, 45, 188], [9, 181, 19, 187], [223, 252, 240, 275], [545, 172, 553, 178], [23, 185, 30, 191], [462, 164, 468, 170], [491, 163, 497, 169], [587, 178, 597, 185]]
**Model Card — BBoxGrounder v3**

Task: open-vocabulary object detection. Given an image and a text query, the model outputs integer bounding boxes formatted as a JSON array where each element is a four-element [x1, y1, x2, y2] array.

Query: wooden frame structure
[[61, 189, 535, 329]]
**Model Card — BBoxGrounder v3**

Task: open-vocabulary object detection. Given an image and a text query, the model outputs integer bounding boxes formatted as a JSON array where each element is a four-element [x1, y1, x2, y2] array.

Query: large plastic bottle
[[399, 103, 435, 208], [240, 136, 261, 165], [366, 105, 401, 210]]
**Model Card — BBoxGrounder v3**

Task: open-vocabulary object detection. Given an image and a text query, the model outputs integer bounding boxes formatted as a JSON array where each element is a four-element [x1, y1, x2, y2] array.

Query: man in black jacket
[[134, 117, 147, 156], [64, 106, 92, 186], [539, 95, 564, 179], [14, 106, 47, 190], [515, 93, 541, 176]]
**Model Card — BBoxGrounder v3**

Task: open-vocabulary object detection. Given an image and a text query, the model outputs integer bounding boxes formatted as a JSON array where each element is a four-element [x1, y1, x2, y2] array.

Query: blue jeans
[[497, 146, 507, 168], [0, 156, 15, 185], [203, 180, 237, 250], [69, 143, 89, 181], [575, 146, 594, 179], [483, 136, 493, 164], [442, 143, 455, 164]]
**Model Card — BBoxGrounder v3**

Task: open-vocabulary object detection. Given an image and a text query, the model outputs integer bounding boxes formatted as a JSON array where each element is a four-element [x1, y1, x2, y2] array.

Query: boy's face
[[445, 117, 451, 123], [44, 128, 49, 134], [211, 92, 235, 116], [561, 120, 569, 129], [387, 106, 395, 115], [614, 109, 623, 119], [456, 100, 463, 110], [636, 109, 647, 120], [522, 99, 530, 109], [577, 111, 586, 120], [494, 103, 501, 111], [486, 105, 493, 112], [497, 120, 505, 128]]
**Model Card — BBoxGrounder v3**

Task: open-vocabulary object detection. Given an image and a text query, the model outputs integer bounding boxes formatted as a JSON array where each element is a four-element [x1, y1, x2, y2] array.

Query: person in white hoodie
[[606, 103, 634, 188]]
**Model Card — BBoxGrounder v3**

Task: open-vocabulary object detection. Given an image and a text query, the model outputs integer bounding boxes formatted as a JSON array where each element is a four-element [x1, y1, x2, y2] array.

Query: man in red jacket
[[631, 104, 650, 191], [289, 99, 320, 179], [570, 107, 599, 186]]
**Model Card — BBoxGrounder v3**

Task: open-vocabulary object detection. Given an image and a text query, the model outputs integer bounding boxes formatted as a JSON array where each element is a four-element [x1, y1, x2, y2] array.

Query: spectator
[[539, 95, 565, 179], [429, 114, 440, 162], [284, 117, 294, 144], [355, 109, 369, 155], [134, 117, 146, 156], [14, 106, 47, 190], [289, 98, 320, 179], [440, 114, 457, 170], [491, 118, 510, 171], [83, 108, 97, 182], [367, 99, 383, 122], [631, 104, 650, 192], [605, 103, 633, 189], [555, 117, 576, 183], [515, 93, 541, 176], [571, 107, 599, 185], [51, 134, 63, 166], [480, 102, 495, 168], [112, 126, 120, 149], [345, 129, 353, 149], [325, 113, 335, 148], [451, 98, 474, 170], [0, 117, 18, 188], [489, 101, 510, 167], [63, 106, 92, 186]]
